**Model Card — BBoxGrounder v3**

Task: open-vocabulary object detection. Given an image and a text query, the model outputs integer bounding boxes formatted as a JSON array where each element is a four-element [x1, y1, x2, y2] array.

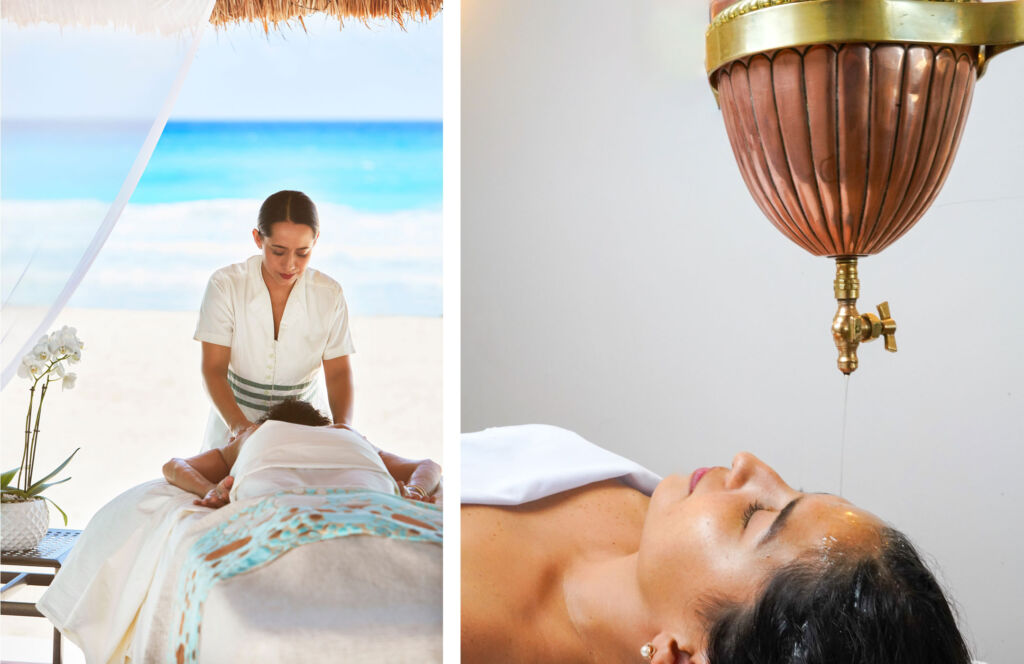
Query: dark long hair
[[706, 528, 971, 664], [257, 190, 319, 237]]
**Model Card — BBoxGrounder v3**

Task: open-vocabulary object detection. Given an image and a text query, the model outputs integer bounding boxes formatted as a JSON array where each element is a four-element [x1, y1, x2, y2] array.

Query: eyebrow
[[270, 244, 311, 250], [758, 496, 804, 547]]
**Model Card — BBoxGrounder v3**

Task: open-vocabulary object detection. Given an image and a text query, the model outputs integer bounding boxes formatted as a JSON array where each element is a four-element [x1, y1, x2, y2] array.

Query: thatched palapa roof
[[211, 0, 442, 30]]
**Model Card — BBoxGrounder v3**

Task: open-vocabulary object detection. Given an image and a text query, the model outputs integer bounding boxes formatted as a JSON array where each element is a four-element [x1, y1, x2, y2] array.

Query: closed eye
[[741, 501, 767, 528]]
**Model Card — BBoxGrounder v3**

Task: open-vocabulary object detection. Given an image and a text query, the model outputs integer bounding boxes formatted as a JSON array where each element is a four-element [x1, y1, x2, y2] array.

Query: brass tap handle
[[830, 259, 897, 373], [876, 301, 897, 352]]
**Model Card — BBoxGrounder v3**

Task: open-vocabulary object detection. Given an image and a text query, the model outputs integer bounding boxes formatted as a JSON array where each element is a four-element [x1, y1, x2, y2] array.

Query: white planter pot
[[1, 498, 49, 551]]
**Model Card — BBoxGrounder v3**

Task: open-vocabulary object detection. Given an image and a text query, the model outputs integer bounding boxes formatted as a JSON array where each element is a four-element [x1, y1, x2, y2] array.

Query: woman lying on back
[[461, 425, 970, 664]]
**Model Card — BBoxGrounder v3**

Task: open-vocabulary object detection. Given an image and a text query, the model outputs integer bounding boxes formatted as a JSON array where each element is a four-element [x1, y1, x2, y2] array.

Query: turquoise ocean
[[3, 120, 442, 316]]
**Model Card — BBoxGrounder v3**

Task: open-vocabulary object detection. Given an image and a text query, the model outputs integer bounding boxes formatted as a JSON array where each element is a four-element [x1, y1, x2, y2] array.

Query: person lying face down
[[163, 399, 440, 508], [461, 453, 970, 664]]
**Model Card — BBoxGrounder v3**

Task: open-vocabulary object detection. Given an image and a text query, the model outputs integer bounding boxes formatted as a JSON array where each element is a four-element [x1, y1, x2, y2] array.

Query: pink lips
[[689, 467, 711, 495], [280, 273, 296, 280]]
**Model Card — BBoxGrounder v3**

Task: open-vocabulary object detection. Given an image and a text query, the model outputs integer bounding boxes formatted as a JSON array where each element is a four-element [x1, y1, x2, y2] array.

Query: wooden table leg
[[52, 625, 62, 664]]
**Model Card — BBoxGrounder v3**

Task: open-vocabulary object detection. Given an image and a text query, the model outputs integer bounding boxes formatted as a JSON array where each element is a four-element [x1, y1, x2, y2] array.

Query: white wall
[[461, 1, 1024, 660]]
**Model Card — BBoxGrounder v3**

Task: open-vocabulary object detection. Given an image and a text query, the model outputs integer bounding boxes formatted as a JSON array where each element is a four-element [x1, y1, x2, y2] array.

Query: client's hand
[[195, 475, 234, 508], [398, 480, 437, 504]]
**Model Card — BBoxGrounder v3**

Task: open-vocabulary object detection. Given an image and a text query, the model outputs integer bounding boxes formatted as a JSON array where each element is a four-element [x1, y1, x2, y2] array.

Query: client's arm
[[162, 438, 242, 508], [379, 451, 442, 503]]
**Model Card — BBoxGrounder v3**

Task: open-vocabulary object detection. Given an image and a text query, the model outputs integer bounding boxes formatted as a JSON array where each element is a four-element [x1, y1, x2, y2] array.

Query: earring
[[640, 643, 656, 660]]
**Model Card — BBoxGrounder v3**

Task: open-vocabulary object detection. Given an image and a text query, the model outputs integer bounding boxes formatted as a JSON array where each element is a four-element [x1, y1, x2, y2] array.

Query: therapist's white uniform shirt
[[194, 255, 355, 451]]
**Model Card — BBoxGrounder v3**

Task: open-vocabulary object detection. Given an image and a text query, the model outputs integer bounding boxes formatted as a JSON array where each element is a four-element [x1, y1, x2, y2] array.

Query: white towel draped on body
[[229, 420, 398, 502]]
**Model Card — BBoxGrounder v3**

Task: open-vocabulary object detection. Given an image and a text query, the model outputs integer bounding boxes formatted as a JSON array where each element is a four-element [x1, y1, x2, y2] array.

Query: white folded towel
[[462, 423, 661, 505]]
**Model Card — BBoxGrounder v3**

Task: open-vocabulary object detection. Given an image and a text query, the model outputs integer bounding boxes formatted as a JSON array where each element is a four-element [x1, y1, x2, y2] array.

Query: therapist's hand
[[195, 476, 234, 508], [229, 420, 257, 442]]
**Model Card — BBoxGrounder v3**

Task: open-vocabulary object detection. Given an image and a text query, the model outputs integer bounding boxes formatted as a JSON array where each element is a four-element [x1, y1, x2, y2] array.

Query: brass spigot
[[831, 258, 897, 374]]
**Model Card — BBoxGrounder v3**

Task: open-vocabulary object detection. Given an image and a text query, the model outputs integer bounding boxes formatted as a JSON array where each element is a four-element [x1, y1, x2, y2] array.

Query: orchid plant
[[0, 326, 83, 524]]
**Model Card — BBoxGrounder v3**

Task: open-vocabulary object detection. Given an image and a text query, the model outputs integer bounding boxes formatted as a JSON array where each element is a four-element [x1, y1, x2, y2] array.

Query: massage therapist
[[194, 190, 355, 450]]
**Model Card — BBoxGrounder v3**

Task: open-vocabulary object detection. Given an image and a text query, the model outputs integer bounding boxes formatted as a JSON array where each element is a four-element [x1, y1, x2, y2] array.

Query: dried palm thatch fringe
[[211, 0, 442, 31], [2, 0, 215, 35], [1, 0, 441, 34]]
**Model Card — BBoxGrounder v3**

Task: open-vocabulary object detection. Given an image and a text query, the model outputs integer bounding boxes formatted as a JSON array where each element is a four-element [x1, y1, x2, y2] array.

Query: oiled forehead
[[784, 495, 885, 557]]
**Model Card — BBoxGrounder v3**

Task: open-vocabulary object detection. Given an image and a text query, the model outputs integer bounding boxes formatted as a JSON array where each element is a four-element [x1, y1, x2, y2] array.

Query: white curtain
[[1, 0, 216, 386]]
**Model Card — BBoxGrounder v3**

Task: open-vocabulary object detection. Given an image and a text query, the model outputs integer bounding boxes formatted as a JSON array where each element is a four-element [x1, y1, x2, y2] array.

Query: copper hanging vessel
[[706, 0, 1024, 373]]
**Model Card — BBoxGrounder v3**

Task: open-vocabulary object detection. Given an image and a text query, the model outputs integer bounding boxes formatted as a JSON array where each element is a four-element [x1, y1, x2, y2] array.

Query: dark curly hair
[[258, 399, 331, 427], [705, 528, 971, 664], [257, 190, 319, 237]]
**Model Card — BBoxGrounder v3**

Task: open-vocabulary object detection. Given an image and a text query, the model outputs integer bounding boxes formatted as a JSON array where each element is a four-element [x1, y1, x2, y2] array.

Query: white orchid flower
[[61, 328, 83, 354], [15, 325, 82, 524], [20, 353, 35, 374], [32, 343, 50, 362], [20, 326, 84, 384], [45, 330, 78, 361], [18, 351, 48, 381], [27, 359, 46, 378]]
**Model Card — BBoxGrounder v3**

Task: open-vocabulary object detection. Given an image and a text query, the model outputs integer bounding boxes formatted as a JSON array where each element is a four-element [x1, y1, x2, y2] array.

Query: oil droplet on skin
[[820, 534, 840, 565]]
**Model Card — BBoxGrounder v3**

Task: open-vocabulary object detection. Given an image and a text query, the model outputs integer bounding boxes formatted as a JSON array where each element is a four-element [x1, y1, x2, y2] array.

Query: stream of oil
[[839, 375, 850, 496]]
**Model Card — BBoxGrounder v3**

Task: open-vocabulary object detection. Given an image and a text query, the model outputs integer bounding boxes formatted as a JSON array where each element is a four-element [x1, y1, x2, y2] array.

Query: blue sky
[[2, 13, 441, 121], [173, 15, 442, 120]]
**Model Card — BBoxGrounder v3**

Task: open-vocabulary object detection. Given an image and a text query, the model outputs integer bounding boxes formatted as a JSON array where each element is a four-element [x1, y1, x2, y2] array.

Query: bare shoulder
[[501, 479, 646, 517], [462, 481, 647, 559]]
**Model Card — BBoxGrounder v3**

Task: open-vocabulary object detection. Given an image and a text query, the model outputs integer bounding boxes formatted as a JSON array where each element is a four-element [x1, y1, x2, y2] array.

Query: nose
[[725, 452, 775, 490]]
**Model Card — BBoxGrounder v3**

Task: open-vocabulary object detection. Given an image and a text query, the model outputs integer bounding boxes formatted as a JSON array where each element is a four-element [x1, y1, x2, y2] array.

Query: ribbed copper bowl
[[713, 32, 977, 257]]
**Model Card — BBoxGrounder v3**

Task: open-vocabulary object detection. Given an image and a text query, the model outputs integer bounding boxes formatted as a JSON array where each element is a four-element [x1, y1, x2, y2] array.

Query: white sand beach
[[0, 308, 441, 661]]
